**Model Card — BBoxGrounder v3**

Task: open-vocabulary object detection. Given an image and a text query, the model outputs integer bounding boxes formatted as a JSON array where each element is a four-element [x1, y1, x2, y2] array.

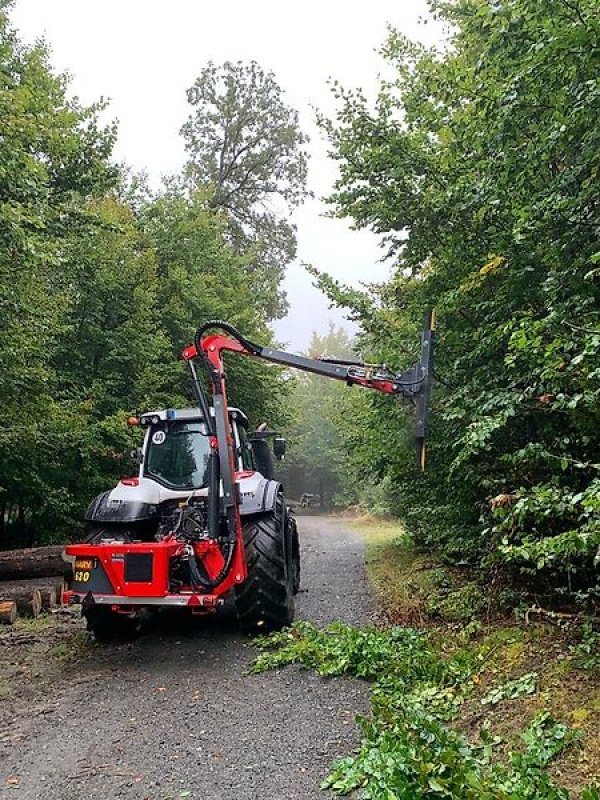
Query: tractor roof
[[140, 407, 249, 428]]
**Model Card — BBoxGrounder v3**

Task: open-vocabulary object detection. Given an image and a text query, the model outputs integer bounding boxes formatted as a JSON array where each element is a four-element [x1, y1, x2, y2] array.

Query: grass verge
[[252, 517, 599, 798], [360, 517, 600, 796]]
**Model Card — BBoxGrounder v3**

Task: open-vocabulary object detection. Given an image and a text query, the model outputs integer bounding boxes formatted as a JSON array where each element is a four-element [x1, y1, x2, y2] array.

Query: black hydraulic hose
[[186, 538, 236, 592], [193, 319, 262, 358], [186, 319, 246, 591]]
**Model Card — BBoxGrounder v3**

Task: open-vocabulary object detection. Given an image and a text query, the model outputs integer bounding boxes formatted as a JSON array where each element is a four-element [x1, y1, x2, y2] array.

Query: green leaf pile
[[254, 623, 598, 799]]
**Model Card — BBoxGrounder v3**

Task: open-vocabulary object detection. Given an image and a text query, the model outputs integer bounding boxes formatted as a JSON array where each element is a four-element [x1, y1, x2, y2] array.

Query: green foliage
[[0, 12, 291, 543], [138, 188, 289, 427], [569, 622, 600, 671], [280, 324, 356, 506], [253, 623, 592, 798], [427, 582, 487, 623], [182, 60, 311, 319], [0, 3, 118, 541], [313, 0, 600, 598], [480, 672, 538, 706]]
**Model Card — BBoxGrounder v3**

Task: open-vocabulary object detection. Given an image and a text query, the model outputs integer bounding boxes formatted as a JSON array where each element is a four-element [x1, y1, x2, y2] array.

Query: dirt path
[[0, 515, 373, 800]]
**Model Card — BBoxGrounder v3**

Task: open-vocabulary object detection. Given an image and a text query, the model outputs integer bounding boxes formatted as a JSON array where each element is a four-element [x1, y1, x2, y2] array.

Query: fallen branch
[[524, 604, 585, 625]]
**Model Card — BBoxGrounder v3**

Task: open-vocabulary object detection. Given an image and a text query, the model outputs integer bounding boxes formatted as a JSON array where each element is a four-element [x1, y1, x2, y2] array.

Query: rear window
[[145, 422, 210, 489]]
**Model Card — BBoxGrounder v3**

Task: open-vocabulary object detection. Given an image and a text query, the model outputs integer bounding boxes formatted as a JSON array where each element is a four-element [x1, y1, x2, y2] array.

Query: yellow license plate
[[73, 558, 95, 583], [74, 558, 95, 571]]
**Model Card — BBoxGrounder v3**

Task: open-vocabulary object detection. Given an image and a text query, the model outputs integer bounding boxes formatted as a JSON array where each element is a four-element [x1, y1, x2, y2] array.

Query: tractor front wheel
[[234, 496, 294, 634], [84, 606, 145, 642]]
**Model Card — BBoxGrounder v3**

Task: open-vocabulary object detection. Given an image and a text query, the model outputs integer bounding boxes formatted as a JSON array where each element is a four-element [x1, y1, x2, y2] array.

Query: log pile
[[0, 546, 70, 624], [0, 545, 69, 581]]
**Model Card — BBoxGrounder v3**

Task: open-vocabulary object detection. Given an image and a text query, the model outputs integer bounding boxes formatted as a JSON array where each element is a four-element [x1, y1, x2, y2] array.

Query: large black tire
[[83, 524, 134, 544], [83, 606, 144, 642], [288, 513, 301, 595], [234, 495, 294, 634]]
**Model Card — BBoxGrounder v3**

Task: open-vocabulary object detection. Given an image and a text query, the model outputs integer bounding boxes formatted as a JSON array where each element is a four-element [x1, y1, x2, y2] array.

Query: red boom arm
[[182, 312, 435, 469]]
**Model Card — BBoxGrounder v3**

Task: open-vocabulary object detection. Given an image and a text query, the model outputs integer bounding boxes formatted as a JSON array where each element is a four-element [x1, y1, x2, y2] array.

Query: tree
[[0, 1, 118, 542], [182, 60, 311, 319], [281, 324, 356, 508], [315, 0, 600, 596], [139, 188, 291, 428], [0, 8, 292, 544]]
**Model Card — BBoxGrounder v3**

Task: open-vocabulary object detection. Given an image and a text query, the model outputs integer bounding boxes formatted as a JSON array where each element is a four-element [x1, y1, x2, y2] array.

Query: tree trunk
[[0, 587, 42, 618], [0, 600, 17, 625], [0, 546, 69, 580]]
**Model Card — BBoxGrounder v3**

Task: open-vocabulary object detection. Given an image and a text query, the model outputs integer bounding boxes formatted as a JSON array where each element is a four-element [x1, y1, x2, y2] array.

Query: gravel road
[[0, 515, 373, 800]]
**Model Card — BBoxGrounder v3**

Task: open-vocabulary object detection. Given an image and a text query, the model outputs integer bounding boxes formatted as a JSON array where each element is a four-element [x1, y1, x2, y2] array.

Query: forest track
[[0, 515, 373, 800]]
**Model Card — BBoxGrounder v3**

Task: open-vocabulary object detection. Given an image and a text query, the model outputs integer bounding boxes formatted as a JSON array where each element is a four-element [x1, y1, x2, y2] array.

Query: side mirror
[[130, 447, 143, 465], [273, 436, 286, 460]]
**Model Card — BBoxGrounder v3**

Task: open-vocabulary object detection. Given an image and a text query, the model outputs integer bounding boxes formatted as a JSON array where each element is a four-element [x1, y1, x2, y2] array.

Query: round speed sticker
[[152, 430, 166, 445]]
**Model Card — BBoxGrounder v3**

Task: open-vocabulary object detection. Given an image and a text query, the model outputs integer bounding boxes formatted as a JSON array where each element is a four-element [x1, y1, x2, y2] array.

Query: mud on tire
[[234, 495, 294, 634]]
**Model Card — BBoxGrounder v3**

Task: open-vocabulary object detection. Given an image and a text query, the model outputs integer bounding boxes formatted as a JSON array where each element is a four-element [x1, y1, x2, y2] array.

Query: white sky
[[11, 0, 444, 350]]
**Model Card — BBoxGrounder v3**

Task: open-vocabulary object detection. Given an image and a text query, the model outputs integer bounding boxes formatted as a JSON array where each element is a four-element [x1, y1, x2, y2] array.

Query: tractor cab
[[80, 406, 284, 544], [136, 407, 252, 491]]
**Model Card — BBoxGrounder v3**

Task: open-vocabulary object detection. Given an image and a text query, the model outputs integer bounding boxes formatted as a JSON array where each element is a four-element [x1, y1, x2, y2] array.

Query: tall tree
[[281, 324, 355, 508], [182, 60, 311, 319], [315, 0, 600, 595], [0, 1, 117, 542], [139, 188, 290, 429]]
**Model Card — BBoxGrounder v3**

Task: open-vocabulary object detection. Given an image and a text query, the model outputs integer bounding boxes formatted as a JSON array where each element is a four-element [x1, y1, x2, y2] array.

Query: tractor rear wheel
[[288, 513, 301, 595], [234, 496, 294, 634]]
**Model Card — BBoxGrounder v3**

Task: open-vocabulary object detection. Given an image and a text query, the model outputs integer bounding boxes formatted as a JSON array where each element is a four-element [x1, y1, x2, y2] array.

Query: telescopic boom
[[181, 310, 435, 471]]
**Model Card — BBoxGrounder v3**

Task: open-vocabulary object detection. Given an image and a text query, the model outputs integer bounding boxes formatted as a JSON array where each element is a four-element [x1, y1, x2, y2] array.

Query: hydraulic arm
[[181, 311, 435, 557]]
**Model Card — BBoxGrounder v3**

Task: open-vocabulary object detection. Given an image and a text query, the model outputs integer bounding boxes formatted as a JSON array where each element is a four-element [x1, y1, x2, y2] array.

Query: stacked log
[[0, 546, 68, 581], [0, 586, 42, 618], [0, 546, 72, 623]]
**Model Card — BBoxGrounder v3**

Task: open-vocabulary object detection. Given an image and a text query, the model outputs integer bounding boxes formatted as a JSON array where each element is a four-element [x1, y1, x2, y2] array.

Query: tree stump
[[0, 601, 17, 625], [0, 588, 42, 618]]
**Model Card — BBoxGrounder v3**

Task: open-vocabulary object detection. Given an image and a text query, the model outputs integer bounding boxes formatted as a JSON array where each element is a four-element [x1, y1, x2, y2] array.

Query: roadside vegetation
[[287, 0, 599, 613], [254, 519, 599, 798], [277, 5, 600, 782], [0, 1, 308, 545]]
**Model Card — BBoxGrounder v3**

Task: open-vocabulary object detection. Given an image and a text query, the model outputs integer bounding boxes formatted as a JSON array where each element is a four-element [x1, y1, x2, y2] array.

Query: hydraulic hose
[[186, 320, 250, 591], [206, 449, 220, 540], [185, 538, 237, 592], [193, 319, 262, 358]]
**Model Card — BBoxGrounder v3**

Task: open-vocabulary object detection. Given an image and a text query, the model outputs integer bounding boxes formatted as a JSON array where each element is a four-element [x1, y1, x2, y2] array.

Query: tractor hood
[[84, 472, 276, 524]]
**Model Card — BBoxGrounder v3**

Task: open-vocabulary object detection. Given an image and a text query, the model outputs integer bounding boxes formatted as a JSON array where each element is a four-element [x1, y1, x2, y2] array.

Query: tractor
[[64, 315, 435, 639]]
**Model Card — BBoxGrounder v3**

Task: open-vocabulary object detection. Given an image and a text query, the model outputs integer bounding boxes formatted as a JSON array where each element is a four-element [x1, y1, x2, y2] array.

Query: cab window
[[237, 426, 255, 471]]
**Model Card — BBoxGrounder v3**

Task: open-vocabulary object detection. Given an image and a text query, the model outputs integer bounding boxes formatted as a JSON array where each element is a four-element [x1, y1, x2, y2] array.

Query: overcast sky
[[11, 0, 444, 350]]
